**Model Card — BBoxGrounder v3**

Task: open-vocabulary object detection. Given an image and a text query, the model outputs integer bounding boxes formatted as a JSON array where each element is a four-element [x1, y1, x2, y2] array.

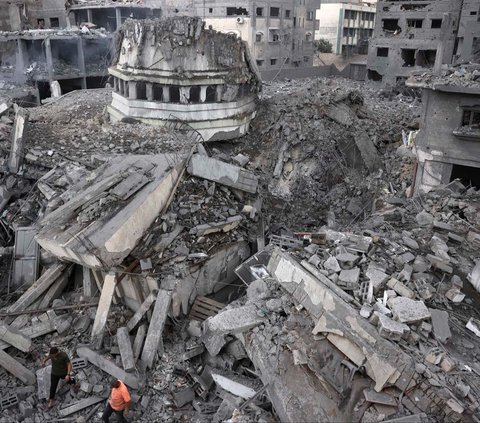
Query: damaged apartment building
[[366, 0, 480, 85], [192, 0, 320, 70]]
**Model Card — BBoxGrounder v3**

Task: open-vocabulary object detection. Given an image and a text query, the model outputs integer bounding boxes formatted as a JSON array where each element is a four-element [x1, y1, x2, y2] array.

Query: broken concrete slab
[[0, 318, 56, 351], [11, 226, 39, 291], [8, 262, 67, 314], [0, 348, 36, 385], [141, 288, 172, 369], [387, 278, 415, 299], [366, 265, 389, 293], [91, 272, 117, 346], [0, 323, 32, 352], [36, 155, 185, 269], [191, 215, 243, 236], [203, 304, 264, 335], [376, 313, 410, 342], [387, 297, 431, 324], [173, 387, 195, 407], [211, 374, 256, 400], [338, 267, 360, 289], [58, 396, 105, 417], [363, 389, 397, 406], [36, 366, 51, 400], [117, 327, 135, 372], [126, 289, 158, 332], [77, 346, 140, 389], [133, 324, 146, 362], [188, 154, 258, 194], [429, 308, 451, 343], [8, 107, 28, 174]]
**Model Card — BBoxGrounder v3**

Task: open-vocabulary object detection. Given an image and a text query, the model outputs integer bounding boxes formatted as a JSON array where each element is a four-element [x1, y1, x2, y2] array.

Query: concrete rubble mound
[[0, 72, 479, 423]]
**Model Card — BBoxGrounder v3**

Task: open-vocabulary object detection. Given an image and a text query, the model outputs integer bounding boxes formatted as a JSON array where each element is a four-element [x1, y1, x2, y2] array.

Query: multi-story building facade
[[366, 0, 464, 85], [315, 1, 376, 55], [192, 1, 320, 70]]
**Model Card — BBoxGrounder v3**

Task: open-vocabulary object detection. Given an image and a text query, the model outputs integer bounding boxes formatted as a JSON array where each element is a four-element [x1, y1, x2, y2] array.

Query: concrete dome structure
[[108, 17, 261, 141]]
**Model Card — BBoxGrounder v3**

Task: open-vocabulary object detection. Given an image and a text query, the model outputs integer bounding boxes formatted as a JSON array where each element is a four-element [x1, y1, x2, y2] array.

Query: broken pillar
[[117, 327, 135, 373], [132, 324, 146, 362], [91, 272, 117, 346], [0, 323, 32, 352], [126, 289, 158, 332], [141, 289, 172, 368], [0, 349, 36, 385], [58, 397, 105, 417], [8, 107, 28, 174]]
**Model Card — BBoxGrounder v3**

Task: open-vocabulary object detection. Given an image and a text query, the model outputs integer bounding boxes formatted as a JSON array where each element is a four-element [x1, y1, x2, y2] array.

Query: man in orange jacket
[[102, 379, 132, 423]]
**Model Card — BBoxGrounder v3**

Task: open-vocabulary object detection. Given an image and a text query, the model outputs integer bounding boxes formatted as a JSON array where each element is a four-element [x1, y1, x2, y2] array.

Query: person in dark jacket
[[42, 347, 79, 408]]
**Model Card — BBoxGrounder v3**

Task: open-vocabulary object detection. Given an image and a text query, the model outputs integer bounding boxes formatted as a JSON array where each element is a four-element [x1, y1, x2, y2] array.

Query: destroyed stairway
[[165, 115, 205, 145]]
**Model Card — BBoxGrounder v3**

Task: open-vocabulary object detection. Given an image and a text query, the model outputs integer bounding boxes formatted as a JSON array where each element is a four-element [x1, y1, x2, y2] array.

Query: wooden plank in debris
[[90, 272, 117, 345], [0, 348, 36, 385], [126, 289, 158, 332], [189, 296, 225, 322], [58, 396, 105, 417], [141, 289, 172, 369], [8, 263, 67, 314]]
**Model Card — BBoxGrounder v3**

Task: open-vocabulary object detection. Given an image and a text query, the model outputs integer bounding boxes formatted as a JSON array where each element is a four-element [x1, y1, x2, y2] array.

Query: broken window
[[451, 164, 480, 187], [226, 7, 248, 16], [270, 58, 277, 65], [153, 84, 163, 101], [256, 59, 264, 66], [205, 86, 216, 103], [256, 32, 263, 42], [256, 7, 263, 17], [269, 29, 280, 42], [367, 69, 382, 81], [305, 32, 312, 42], [170, 86, 180, 103], [209, 8, 213, 14], [401, 49, 416, 67], [307, 11, 314, 21], [50, 17, 60, 28], [270, 7, 280, 17], [462, 109, 480, 128], [431, 19, 442, 29], [136, 82, 146, 100], [377, 47, 389, 57], [407, 19, 423, 29], [415, 49, 436, 67], [382, 19, 400, 32], [189, 86, 201, 103], [285, 10, 291, 18], [401, 3, 428, 11]]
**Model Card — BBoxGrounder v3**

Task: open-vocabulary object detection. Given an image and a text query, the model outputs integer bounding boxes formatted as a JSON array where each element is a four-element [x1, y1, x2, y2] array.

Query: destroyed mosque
[[0, 2, 480, 423]]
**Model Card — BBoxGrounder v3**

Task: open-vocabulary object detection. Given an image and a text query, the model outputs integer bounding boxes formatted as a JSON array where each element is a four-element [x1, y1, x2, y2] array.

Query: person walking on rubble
[[41, 347, 79, 409], [102, 379, 132, 423]]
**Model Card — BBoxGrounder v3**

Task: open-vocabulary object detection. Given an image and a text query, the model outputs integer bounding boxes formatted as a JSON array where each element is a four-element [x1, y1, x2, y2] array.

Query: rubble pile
[[408, 63, 480, 89], [0, 75, 479, 423]]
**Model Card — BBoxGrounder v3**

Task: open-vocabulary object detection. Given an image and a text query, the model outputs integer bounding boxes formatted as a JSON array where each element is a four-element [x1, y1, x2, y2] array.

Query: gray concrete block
[[36, 366, 51, 400], [388, 297, 431, 324], [429, 308, 451, 343], [117, 327, 135, 372]]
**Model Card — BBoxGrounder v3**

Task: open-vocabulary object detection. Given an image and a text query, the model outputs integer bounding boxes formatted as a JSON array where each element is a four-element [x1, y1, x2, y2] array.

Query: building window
[[431, 19, 442, 28], [269, 29, 280, 42], [205, 86, 216, 103], [270, 7, 280, 17], [153, 84, 163, 101], [462, 110, 480, 128], [377, 47, 389, 57], [306, 11, 314, 21], [382, 19, 399, 32], [344, 10, 357, 20], [285, 10, 291, 18], [407, 19, 423, 28], [401, 49, 416, 67], [256, 7, 263, 17], [170, 86, 180, 103], [416, 49, 436, 67], [256, 32, 263, 42], [209, 8, 213, 14], [50, 17, 60, 28], [270, 58, 277, 65], [367, 69, 382, 82], [226, 7, 248, 16], [256, 59, 264, 66]]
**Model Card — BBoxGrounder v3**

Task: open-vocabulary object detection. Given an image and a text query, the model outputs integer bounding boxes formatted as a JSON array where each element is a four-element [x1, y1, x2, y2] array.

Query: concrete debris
[[429, 309, 452, 343], [387, 297, 431, 324]]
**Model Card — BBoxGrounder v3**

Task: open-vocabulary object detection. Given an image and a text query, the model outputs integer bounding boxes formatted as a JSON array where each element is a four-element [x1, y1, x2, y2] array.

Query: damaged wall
[[108, 17, 260, 141]]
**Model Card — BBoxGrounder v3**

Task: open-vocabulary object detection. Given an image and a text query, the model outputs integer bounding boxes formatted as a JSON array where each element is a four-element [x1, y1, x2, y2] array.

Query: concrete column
[[162, 86, 170, 102], [90, 272, 117, 346], [180, 86, 190, 104], [200, 85, 207, 103], [115, 8, 122, 30], [44, 38, 54, 82], [87, 9, 93, 24], [216, 85, 223, 102], [146, 82, 154, 101], [128, 81, 137, 99], [15, 39, 28, 84], [113, 77, 118, 92], [77, 38, 86, 76]]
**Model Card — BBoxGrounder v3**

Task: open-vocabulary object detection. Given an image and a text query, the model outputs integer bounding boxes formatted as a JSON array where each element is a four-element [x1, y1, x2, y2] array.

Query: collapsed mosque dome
[[108, 17, 261, 141]]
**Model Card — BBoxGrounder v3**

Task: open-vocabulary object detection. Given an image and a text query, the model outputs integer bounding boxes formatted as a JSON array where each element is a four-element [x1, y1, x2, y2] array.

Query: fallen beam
[[8, 263, 67, 314], [8, 107, 28, 174], [0, 302, 98, 318], [38, 268, 71, 309], [126, 290, 158, 332], [132, 324, 146, 362], [90, 272, 116, 345], [0, 348, 36, 385], [0, 318, 56, 351], [58, 396, 105, 417], [141, 289, 172, 369], [0, 323, 32, 352], [77, 346, 140, 389], [117, 327, 135, 373]]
